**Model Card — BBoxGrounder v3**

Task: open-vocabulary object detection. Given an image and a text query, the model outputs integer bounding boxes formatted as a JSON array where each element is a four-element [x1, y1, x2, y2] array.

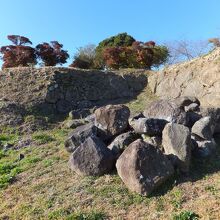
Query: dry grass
[[0, 90, 220, 219]]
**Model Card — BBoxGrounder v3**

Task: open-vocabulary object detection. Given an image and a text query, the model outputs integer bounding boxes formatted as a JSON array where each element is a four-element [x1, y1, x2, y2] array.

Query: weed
[[66, 210, 107, 220], [173, 211, 199, 220]]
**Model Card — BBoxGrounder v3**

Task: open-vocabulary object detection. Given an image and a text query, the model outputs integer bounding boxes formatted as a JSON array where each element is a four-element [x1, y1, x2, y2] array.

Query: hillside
[[0, 53, 220, 220], [149, 48, 220, 107]]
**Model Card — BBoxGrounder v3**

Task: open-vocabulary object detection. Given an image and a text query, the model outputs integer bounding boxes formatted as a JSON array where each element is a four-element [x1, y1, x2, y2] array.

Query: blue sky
[[0, 0, 220, 64]]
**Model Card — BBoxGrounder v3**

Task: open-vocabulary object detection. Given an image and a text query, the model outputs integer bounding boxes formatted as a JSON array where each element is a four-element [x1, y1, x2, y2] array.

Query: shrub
[[36, 41, 69, 66], [70, 44, 96, 69], [0, 35, 37, 68]]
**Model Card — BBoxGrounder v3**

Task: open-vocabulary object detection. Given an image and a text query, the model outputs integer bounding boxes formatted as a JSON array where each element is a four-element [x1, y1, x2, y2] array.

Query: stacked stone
[[64, 97, 220, 196]]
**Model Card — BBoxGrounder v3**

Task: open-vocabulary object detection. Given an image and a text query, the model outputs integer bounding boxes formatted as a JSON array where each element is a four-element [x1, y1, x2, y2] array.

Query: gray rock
[[84, 114, 96, 123], [162, 123, 192, 172], [193, 139, 216, 158], [108, 131, 139, 158], [65, 119, 86, 129], [69, 136, 115, 176], [198, 107, 220, 134], [95, 104, 130, 137], [184, 103, 199, 112], [191, 116, 214, 139], [173, 96, 200, 109], [129, 117, 167, 136], [116, 139, 174, 196], [65, 123, 97, 153], [143, 100, 188, 125]]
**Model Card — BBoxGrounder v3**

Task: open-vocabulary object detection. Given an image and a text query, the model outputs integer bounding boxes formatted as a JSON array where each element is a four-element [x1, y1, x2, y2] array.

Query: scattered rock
[[162, 123, 191, 172], [69, 136, 115, 176], [173, 96, 200, 109], [129, 117, 167, 136], [65, 123, 97, 153], [143, 100, 188, 125], [108, 131, 139, 158], [191, 116, 214, 140], [95, 104, 130, 137], [116, 139, 174, 196]]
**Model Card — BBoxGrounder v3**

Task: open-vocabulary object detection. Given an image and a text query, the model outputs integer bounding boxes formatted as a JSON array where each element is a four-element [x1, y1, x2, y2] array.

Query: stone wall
[[148, 48, 220, 107], [0, 67, 148, 115]]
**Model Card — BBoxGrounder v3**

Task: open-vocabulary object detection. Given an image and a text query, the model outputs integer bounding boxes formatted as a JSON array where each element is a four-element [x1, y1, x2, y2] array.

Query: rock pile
[[65, 97, 220, 196]]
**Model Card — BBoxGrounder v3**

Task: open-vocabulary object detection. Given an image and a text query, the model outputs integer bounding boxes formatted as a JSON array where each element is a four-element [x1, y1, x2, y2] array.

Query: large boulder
[[65, 123, 97, 153], [95, 104, 130, 138], [116, 139, 174, 196], [143, 100, 188, 126], [108, 131, 139, 158], [129, 117, 167, 136], [191, 116, 215, 140], [162, 123, 192, 172], [69, 136, 115, 176]]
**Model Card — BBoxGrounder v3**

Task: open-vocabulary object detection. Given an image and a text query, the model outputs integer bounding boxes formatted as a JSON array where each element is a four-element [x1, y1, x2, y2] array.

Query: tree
[[36, 41, 69, 66], [102, 41, 169, 70], [95, 33, 136, 68], [69, 44, 96, 69], [0, 35, 37, 68], [165, 40, 211, 64], [96, 32, 135, 51], [152, 46, 169, 68]]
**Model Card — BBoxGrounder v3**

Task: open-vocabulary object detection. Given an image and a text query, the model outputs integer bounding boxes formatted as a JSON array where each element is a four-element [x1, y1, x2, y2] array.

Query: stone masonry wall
[[0, 67, 148, 115]]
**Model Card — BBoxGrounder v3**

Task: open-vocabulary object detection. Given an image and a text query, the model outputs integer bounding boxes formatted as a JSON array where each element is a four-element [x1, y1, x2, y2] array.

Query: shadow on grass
[[150, 134, 220, 198]]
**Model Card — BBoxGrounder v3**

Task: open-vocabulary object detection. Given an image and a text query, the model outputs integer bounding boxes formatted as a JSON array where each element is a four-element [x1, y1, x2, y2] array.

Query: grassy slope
[[0, 88, 220, 220]]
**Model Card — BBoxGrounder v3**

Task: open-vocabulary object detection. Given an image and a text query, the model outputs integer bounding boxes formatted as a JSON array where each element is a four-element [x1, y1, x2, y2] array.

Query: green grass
[[0, 133, 19, 145], [173, 211, 199, 220], [32, 132, 55, 145]]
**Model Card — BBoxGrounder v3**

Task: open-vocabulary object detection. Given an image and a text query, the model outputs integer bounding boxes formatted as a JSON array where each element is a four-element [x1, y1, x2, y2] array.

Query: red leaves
[[36, 41, 69, 66], [0, 35, 36, 68], [102, 41, 155, 69], [0, 35, 69, 68], [7, 35, 32, 46]]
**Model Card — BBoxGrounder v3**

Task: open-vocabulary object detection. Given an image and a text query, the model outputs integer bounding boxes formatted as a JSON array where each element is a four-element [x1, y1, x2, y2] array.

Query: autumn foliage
[[36, 41, 69, 66], [0, 35, 37, 68], [71, 33, 169, 70], [0, 35, 69, 68], [102, 41, 157, 69]]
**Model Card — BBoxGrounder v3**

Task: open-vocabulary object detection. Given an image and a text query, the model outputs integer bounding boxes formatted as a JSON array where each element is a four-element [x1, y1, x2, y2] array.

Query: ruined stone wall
[[0, 67, 148, 115]]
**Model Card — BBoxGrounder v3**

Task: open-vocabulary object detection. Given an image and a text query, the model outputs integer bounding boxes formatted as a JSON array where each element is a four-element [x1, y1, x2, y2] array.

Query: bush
[[70, 44, 96, 69], [36, 41, 69, 66], [0, 35, 37, 68]]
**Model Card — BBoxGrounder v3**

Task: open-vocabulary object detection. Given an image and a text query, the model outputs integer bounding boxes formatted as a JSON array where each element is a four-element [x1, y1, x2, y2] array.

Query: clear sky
[[0, 0, 220, 64]]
